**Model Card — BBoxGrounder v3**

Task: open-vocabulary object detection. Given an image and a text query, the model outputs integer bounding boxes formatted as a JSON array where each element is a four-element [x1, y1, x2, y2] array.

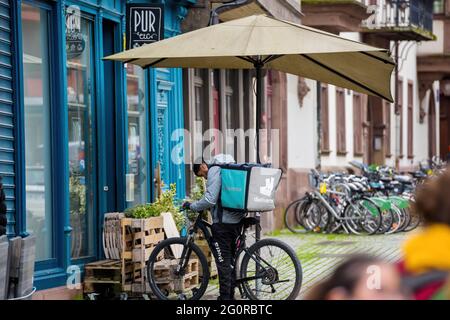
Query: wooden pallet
[[83, 260, 133, 294], [151, 259, 199, 292]]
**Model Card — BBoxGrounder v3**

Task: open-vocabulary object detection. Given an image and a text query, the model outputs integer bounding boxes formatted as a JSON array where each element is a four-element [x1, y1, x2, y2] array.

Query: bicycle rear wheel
[[239, 238, 302, 300], [284, 197, 309, 233], [147, 237, 210, 300]]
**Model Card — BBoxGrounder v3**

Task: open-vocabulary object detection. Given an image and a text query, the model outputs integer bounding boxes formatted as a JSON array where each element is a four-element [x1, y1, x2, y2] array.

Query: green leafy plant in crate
[[185, 177, 208, 221], [124, 183, 185, 231]]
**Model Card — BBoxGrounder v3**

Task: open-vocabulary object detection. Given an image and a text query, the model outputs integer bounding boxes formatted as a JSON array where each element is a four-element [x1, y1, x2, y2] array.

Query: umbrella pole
[[255, 62, 263, 164], [254, 61, 263, 297]]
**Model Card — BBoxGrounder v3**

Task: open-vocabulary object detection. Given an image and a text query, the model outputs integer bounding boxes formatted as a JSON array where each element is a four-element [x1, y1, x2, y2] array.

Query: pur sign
[[126, 4, 164, 50]]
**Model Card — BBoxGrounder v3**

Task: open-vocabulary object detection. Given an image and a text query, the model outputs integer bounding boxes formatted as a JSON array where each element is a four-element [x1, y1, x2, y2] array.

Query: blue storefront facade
[[1, 0, 193, 290]]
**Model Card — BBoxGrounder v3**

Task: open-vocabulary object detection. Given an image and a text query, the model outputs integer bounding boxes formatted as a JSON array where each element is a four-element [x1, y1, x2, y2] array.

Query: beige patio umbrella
[[105, 14, 395, 161]]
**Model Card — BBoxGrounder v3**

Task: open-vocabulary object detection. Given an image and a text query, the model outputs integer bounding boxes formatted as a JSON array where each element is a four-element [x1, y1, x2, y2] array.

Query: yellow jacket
[[403, 224, 450, 274]]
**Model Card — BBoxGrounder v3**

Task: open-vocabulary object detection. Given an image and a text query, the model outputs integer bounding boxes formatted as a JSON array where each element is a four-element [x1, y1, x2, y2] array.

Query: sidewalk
[[202, 230, 411, 300]]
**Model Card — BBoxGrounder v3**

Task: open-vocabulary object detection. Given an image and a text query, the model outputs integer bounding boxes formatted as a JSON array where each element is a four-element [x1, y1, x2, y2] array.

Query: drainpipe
[[208, 0, 251, 26], [394, 40, 400, 171], [316, 81, 322, 171], [394, 0, 400, 171]]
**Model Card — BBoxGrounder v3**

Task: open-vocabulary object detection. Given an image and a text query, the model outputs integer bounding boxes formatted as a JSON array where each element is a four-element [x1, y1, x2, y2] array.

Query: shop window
[[407, 82, 414, 158], [22, 3, 53, 262], [126, 65, 149, 207], [384, 101, 392, 157], [261, 70, 273, 162], [398, 79, 404, 158], [193, 69, 210, 157], [320, 85, 330, 153], [222, 70, 239, 157], [353, 93, 364, 156], [434, 0, 444, 14], [336, 88, 347, 155]]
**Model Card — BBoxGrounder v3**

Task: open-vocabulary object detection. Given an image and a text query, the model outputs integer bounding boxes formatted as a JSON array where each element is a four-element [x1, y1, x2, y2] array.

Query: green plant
[[69, 175, 86, 216], [125, 183, 186, 231], [190, 177, 206, 201], [185, 177, 208, 221]]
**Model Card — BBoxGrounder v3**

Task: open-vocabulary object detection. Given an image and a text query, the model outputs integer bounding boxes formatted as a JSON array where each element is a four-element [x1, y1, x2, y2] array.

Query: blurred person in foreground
[[400, 170, 450, 300], [306, 255, 408, 300]]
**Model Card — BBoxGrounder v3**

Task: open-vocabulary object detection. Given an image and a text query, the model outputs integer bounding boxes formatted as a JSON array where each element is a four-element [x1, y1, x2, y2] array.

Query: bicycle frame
[[177, 213, 282, 298]]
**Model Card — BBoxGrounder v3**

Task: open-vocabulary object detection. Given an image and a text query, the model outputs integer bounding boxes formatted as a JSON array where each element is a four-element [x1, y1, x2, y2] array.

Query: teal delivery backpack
[[213, 163, 282, 212]]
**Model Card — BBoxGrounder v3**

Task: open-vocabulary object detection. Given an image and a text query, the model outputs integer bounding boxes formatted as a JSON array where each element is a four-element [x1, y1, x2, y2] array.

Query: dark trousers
[[211, 222, 242, 300]]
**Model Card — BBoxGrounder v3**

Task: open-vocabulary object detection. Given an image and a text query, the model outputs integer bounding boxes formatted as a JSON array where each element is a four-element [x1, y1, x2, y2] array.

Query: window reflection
[[22, 3, 53, 261], [126, 65, 148, 206], [67, 15, 95, 259]]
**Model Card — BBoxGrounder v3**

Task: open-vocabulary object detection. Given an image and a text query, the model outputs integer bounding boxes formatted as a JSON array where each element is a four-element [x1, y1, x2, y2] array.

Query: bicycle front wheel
[[147, 237, 210, 300], [240, 238, 302, 300]]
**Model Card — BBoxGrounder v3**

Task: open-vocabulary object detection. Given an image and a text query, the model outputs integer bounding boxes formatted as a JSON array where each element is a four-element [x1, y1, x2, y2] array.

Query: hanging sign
[[126, 4, 164, 50], [65, 5, 85, 58]]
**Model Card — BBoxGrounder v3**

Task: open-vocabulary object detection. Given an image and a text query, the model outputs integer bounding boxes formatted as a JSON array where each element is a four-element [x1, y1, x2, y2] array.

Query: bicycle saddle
[[394, 175, 413, 184], [242, 217, 258, 228]]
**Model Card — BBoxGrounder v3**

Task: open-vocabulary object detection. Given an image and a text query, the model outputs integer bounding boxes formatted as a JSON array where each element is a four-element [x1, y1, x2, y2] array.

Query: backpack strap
[[208, 164, 223, 223]]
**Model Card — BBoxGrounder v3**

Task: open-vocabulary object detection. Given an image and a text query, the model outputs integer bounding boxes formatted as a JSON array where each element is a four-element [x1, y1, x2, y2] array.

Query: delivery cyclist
[[182, 155, 245, 300]]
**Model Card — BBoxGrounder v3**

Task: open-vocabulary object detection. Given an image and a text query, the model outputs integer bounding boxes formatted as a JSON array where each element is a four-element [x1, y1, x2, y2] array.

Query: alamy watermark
[[366, 264, 382, 290], [169, 121, 281, 166]]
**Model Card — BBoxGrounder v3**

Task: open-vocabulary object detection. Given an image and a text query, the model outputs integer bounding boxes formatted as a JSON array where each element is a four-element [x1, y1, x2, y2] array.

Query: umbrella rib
[[359, 51, 395, 66], [142, 58, 168, 69], [237, 56, 257, 64], [300, 54, 392, 102], [123, 58, 138, 63], [263, 55, 283, 64]]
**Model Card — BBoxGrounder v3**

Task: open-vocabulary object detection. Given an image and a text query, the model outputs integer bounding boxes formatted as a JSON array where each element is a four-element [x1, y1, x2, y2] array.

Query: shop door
[[67, 14, 97, 262], [102, 19, 119, 213], [68, 14, 124, 262]]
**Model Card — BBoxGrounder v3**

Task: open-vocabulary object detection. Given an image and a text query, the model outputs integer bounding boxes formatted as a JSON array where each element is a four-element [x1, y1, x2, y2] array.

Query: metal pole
[[394, 40, 400, 171]]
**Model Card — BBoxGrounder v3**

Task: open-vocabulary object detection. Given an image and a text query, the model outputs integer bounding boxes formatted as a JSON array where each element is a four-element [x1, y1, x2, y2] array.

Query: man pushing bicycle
[[183, 154, 245, 300]]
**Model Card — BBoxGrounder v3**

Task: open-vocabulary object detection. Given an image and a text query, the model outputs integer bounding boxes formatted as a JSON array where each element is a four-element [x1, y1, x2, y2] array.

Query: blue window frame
[[14, 0, 65, 274]]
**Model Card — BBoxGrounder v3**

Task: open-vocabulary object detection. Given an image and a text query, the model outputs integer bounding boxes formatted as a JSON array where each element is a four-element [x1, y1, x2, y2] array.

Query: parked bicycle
[[146, 210, 303, 300], [284, 160, 444, 235]]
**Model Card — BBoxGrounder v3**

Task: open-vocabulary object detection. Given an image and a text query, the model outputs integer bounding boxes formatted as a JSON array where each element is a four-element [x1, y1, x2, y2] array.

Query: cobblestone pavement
[[202, 229, 412, 300]]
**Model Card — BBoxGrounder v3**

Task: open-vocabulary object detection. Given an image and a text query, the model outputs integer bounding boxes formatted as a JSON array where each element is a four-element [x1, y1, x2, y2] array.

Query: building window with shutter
[[336, 88, 347, 155], [384, 101, 392, 157], [320, 84, 330, 153], [353, 93, 363, 156], [407, 81, 414, 158], [398, 79, 404, 158]]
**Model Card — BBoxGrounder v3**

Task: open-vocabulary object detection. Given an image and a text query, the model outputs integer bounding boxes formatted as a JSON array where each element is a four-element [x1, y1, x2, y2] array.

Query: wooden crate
[[121, 217, 165, 291], [83, 260, 133, 294], [121, 217, 165, 262]]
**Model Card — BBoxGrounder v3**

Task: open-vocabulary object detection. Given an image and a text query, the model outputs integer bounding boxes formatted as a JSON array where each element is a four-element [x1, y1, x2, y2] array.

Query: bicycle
[[146, 211, 303, 300]]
